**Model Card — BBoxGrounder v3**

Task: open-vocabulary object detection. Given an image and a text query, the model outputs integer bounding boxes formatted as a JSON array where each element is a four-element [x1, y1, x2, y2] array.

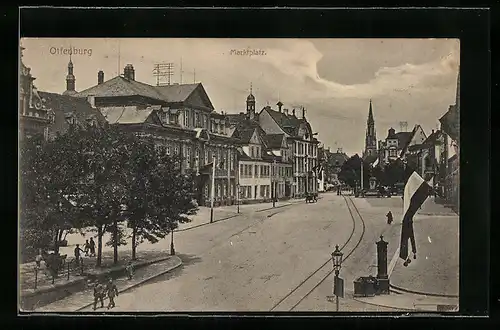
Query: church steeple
[[364, 99, 377, 158], [246, 82, 256, 120], [63, 54, 77, 96]]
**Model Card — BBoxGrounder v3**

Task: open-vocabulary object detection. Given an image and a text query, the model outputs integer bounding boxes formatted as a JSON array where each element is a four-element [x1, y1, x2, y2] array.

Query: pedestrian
[[89, 237, 96, 257], [74, 244, 84, 266], [125, 261, 134, 280], [386, 211, 393, 225], [106, 278, 119, 309], [93, 281, 105, 310], [84, 240, 90, 256]]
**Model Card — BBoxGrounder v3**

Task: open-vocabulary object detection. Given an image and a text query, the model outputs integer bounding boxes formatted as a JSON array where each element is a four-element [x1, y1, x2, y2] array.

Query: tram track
[[268, 195, 366, 312]]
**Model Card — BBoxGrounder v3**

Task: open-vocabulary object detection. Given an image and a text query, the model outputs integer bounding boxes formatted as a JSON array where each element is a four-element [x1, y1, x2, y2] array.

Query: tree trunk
[[113, 217, 118, 265], [131, 226, 137, 261], [97, 225, 103, 267], [53, 229, 60, 254]]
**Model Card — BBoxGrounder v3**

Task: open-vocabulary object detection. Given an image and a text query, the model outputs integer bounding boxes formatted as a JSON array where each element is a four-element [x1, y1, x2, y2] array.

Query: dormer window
[[65, 113, 77, 125]]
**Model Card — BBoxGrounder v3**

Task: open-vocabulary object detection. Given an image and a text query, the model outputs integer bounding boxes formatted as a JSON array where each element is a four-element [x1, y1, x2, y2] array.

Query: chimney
[[277, 101, 283, 113], [388, 128, 395, 136], [292, 108, 296, 117], [302, 107, 306, 119], [98, 70, 104, 84], [123, 64, 135, 81]]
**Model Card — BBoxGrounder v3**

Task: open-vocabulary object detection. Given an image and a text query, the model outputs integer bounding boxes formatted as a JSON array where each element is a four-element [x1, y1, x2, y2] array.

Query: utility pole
[[273, 159, 277, 208], [180, 57, 183, 84], [210, 155, 216, 223]]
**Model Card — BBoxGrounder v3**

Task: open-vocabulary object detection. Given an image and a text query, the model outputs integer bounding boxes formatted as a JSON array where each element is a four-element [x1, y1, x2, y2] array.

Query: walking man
[[89, 237, 96, 257], [106, 278, 119, 309], [84, 240, 90, 256], [93, 282, 105, 310], [386, 211, 393, 225], [74, 244, 84, 267]]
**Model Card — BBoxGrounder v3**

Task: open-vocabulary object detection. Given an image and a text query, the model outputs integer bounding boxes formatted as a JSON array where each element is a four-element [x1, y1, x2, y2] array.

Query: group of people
[[93, 278, 119, 310], [73, 238, 96, 267]]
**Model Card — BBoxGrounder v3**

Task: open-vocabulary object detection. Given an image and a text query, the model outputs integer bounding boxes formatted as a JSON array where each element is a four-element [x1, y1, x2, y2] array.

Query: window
[[174, 144, 179, 155], [389, 149, 397, 157], [166, 145, 171, 155], [184, 110, 190, 127], [254, 186, 258, 199]]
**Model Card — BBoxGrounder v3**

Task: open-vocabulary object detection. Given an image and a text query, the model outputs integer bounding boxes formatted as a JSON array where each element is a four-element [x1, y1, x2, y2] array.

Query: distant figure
[[84, 240, 90, 256], [93, 282, 105, 310], [125, 261, 134, 280], [106, 278, 119, 309], [386, 211, 393, 225], [74, 244, 84, 266], [89, 237, 96, 257]]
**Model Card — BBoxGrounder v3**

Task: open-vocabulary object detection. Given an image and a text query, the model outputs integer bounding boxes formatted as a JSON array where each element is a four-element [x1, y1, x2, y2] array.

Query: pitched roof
[[394, 131, 413, 149], [38, 91, 106, 136], [264, 134, 285, 149], [73, 76, 165, 100], [74, 77, 210, 107], [154, 84, 198, 102], [100, 106, 155, 124], [263, 106, 307, 136]]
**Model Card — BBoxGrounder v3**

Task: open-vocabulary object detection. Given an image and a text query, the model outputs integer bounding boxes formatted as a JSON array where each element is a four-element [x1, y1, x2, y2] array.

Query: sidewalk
[[34, 255, 182, 312], [351, 195, 459, 310], [353, 291, 459, 312]]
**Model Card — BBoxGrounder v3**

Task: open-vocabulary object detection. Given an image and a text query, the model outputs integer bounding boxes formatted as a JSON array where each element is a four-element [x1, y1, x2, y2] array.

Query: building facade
[[72, 63, 239, 207], [258, 103, 320, 197], [439, 70, 460, 212], [19, 46, 55, 141], [378, 124, 427, 165], [228, 90, 293, 203]]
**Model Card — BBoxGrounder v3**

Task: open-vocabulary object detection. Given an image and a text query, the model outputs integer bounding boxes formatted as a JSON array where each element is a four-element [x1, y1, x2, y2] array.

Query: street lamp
[[170, 223, 176, 256], [331, 245, 343, 312], [236, 183, 240, 214]]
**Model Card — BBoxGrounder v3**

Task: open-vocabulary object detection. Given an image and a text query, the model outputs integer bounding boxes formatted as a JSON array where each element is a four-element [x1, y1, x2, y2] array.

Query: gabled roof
[[74, 77, 212, 109], [262, 106, 308, 137], [422, 130, 442, 146], [73, 76, 165, 100], [38, 91, 106, 136], [394, 131, 413, 149], [264, 134, 285, 149]]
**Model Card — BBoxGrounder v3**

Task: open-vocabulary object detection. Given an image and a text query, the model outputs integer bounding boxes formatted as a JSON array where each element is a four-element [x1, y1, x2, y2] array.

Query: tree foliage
[[337, 154, 372, 188], [20, 123, 198, 265]]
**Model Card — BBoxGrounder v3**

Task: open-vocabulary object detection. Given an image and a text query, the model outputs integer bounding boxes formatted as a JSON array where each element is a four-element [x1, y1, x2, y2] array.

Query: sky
[[20, 38, 460, 156]]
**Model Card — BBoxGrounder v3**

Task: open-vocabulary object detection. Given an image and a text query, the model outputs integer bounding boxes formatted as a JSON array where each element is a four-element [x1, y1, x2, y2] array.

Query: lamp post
[[331, 245, 344, 312], [236, 183, 240, 214], [273, 159, 277, 208], [170, 223, 175, 256]]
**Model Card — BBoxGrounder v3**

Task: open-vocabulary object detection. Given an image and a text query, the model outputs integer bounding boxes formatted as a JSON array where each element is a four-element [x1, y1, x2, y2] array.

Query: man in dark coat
[[106, 278, 119, 309], [93, 282, 105, 310], [386, 211, 393, 225]]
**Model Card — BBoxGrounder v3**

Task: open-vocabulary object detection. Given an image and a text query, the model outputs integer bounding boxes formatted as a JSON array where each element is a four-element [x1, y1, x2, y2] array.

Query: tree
[[337, 154, 371, 188], [124, 139, 197, 260], [66, 124, 133, 267], [19, 132, 85, 261]]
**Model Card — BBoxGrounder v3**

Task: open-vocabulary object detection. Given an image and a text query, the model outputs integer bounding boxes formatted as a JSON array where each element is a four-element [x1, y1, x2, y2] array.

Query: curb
[[389, 284, 459, 299], [176, 214, 241, 232], [351, 297, 415, 311], [75, 255, 183, 312]]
